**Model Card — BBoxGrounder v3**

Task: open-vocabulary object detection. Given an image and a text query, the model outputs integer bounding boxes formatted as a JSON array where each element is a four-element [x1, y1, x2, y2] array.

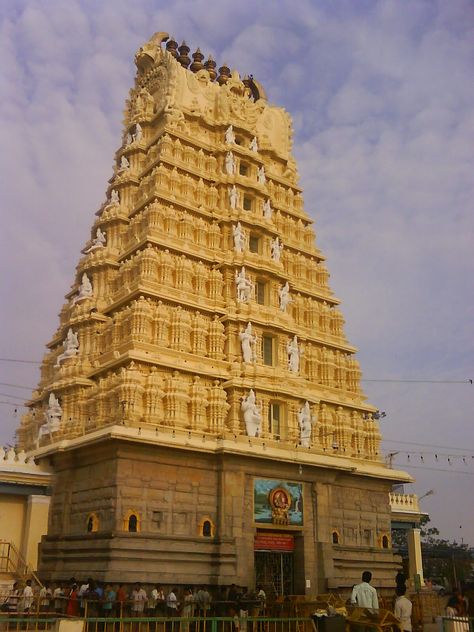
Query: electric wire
[[0, 393, 25, 401], [0, 382, 35, 390]]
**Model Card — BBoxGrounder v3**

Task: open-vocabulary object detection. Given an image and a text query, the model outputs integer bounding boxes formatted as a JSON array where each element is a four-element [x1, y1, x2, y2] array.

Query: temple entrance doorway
[[254, 533, 295, 597]]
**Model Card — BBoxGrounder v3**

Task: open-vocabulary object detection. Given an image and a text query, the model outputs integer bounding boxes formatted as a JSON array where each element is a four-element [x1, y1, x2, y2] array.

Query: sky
[[0, 0, 473, 545]]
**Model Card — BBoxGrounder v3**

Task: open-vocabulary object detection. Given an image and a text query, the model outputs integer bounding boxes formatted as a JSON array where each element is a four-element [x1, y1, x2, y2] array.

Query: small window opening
[[249, 234, 260, 253], [262, 335, 274, 366], [256, 280, 266, 305], [128, 514, 138, 533], [382, 535, 389, 549], [239, 162, 249, 176], [332, 531, 340, 544], [268, 402, 281, 438], [243, 196, 253, 211], [202, 520, 212, 537]]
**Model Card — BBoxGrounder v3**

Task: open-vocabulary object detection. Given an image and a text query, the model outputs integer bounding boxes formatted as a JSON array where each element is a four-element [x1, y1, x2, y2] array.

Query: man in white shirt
[[351, 571, 379, 609], [394, 586, 412, 632], [22, 580, 35, 613], [166, 588, 178, 617], [130, 583, 147, 615]]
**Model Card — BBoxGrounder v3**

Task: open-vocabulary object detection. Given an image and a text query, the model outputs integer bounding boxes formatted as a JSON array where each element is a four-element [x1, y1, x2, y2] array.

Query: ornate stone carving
[[298, 401, 314, 448], [85, 228, 106, 253], [55, 329, 79, 367], [241, 389, 262, 437], [229, 185, 238, 210], [235, 267, 253, 302], [287, 335, 300, 373], [239, 322, 257, 363], [279, 281, 292, 312], [225, 151, 236, 175], [232, 222, 246, 253], [271, 236, 284, 262], [37, 393, 62, 446], [225, 125, 235, 145]]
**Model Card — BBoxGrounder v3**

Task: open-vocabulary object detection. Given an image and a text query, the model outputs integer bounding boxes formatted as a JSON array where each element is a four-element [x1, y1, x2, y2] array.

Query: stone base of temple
[[38, 438, 402, 592]]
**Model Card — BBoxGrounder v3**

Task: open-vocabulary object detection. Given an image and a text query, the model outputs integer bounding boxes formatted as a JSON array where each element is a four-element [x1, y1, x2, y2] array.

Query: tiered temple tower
[[17, 32, 410, 593]]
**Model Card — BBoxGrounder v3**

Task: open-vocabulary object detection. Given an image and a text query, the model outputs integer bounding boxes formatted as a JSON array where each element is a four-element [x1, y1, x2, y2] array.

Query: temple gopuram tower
[[17, 32, 411, 594]]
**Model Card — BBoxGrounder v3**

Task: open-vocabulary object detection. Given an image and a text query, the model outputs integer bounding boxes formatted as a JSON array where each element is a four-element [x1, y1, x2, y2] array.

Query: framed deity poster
[[253, 478, 303, 526]]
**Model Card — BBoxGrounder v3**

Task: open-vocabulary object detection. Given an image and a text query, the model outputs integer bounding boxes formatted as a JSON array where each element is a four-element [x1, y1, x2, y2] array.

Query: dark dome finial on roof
[[166, 37, 178, 58], [177, 41, 191, 68], [204, 55, 217, 81], [190, 48, 204, 73], [217, 63, 231, 85]]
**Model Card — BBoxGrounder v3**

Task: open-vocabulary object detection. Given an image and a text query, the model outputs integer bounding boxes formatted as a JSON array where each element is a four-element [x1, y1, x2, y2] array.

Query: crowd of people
[[1, 571, 471, 631], [1, 580, 266, 620]]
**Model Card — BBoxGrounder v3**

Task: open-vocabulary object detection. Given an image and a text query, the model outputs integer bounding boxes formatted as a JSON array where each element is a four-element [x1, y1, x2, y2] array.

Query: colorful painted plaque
[[254, 478, 303, 526]]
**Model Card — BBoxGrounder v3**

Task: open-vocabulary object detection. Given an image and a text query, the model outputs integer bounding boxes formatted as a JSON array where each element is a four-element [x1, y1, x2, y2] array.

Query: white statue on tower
[[225, 151, 236, 175], [74, 273, 93, 303], [232, 222, 246, 253], [287, 335, 300, 373], [263, 199, 273, 219], [241, 389, 262, 437], [119, 155, 130, 171], [279, 281, 292, 312], [125, 132, 133, 146], [225, 125, 236, 144], [298, 401, 313, 448], [271, 236, 284, 262], [85, 227, 106, 253], [55, 329, 79, 367], [133, 122, 143, 143], [235, 267, 253, 302], [229, 185, 238, 210], [257, 165, 266, 185], [249, 137, 258, 152], [110, 189, 120, 205], [239, 322, 257, 363], [37, 393, 63, 446]]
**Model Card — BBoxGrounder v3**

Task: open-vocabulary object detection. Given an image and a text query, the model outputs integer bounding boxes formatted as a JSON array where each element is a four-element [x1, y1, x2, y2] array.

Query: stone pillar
[[20, 494, 51, 571], [407, 528, 424, 585]]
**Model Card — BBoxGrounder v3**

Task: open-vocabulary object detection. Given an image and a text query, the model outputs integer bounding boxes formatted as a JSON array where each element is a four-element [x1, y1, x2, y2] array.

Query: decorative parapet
[[0, 447, 52, 481], [389, 492, 421, 514]]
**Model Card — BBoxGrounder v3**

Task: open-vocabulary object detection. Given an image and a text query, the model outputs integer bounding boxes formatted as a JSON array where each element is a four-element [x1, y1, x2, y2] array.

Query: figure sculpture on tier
[[37, 393, 62, 447], [225, 151, 236, 175], [239, 322, 257, 364], [263, 199, 272, 220], [232, 222, 246, 253], [241, 389, 262, 437], [257, 166, 266, 185], [55, 329, 79, 367], [235, 267, 253, 302], [119, 155, 130, 171], [271, 236, 284, 262], [133, 122, 143, 143], [225, 125, 236, 145], [74, 273, 93, 303], [287, 335, 300, 373], [249, 137, 258, 152], [229, 185, 238, 210], [298, 401, 313, 448], [279, 281, 292, 312], [85, 227, 106, 253]]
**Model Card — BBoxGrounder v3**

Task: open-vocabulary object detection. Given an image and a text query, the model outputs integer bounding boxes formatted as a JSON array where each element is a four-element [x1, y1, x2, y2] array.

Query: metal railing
[[0, 541, 41, 587], [441, 616, 473, 632], [0, 614, 314, 632]]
